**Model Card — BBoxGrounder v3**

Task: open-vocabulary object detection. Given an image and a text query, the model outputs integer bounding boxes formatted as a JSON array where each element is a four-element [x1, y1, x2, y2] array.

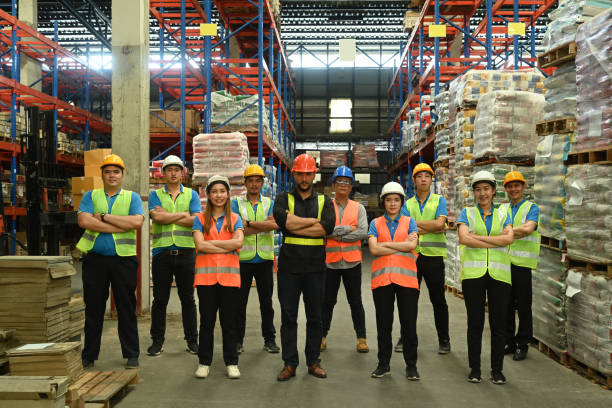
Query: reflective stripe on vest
[[194, 212, 241, 287], [500, 201, 541, 269], [236, 196, 274, 261], [371, 215, 419, 290], [460, 206, 511, 284], [405, 193, 446, 257], [284, 193, 326, 246], [325, 199, 362, 266], [76, 189, 137, 256], [151, 187, 195, 249]]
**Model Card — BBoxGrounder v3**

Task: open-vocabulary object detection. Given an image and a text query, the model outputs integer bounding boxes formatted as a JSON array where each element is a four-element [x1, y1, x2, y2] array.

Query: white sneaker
[[226, 365, 240, 379], [195, 365, 210, 378]]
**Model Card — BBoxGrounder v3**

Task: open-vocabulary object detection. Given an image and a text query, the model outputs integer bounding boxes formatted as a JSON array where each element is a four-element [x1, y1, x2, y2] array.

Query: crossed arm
[[78, 212, 144, 233], [512, 220, 537, 239], [150, 206, 195, 228], [243, 214, 278, 236], [193, 228, 244, 254], [416, 215, 447, 235], [368, 232, 418, 256], [458, 224, 514, 248], [285, 212, 327, 237]]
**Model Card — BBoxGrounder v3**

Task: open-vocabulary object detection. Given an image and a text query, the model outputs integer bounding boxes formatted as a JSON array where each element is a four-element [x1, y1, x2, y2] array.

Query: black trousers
[[277, 269, 325, 368], [237, 261, 276, 344], [197, 284, 240, 366], [82, 253, 139, 361], [416, 255, 450, 343], [372, 284, 419, 368], [321, 264, 366, 338], [506, 264, 533, 349], [150, 250, 198, 344], [462, 272, 511, 372]]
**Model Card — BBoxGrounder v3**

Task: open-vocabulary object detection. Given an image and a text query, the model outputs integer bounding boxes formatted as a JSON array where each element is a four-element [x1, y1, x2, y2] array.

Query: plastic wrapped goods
[[543, 63, 577, 120], [473, 91, 545, 160], [566, 271, 612, 375], [435, 165, 455, 219], [534, 134, 572, 240], [565, 164, 612, 264], [352, 144, 379, 168], [431, 87, 450, 126], [320, 151, 347, 168], [453, 109, 476, 168], [444, 230, 461, 290], [192, 132, 250, 186], [575, 8, 612, 151], [533, 247, 568, 351], [434, 127, 451, 162]]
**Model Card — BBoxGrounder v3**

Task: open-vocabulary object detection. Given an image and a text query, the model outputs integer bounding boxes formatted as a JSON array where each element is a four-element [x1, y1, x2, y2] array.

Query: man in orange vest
[[321, 166, 369, 353]]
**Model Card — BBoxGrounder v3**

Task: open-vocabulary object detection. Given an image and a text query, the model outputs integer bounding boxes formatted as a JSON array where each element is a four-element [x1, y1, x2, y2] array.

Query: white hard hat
[[206, 174, 230, 193], [471, 170, 496, 189], [162, 155, 184, 170], [380, 181, 406, 201]]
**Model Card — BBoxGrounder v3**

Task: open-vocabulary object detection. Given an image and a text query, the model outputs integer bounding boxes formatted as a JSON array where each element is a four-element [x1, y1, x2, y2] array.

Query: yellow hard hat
[[100, 154, 125, 170], [412, 163, 434, 178], [244, 164, 265, 178], [503, 171, 526, 186]]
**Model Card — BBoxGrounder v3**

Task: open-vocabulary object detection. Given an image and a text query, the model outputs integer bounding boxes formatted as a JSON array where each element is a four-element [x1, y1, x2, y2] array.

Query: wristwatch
[[100, 213, 106, 222], [246, 219, 251, 228]]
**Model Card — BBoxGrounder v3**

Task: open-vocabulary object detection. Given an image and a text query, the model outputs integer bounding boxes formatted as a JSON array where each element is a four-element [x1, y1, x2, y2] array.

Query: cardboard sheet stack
[[565, 164, 612, 264], [320, 150, 347, 168], [0, 329, 17, 371], [7, 342, 83, 382], [543, 63, 577, 120], [533, 247, 568, 352], [0, 375, 70, 408], [0, 257, 75, 343], [68, 296, 85, 339], [352, 144, 379, 168], [575, 8, 612, 151], [444, 230, 460, 290]]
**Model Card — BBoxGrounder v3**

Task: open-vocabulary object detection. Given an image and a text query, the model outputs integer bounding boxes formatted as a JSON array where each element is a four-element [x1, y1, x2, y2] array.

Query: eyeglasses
[[335, 180, 352, 185]]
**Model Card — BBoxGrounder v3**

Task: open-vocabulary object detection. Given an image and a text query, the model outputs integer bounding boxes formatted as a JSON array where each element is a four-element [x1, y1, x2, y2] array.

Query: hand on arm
[[103, 213, 144, 230], [368, 236, 398, 256], [208, 229, 244, 252], [78, 212, 126, 233], [458, 224, 497, 248], [193, 230, 227, 254], [290, 222, 327, 237], [285, 211, 318, 231], [470, 225, 513, 247], [416, 216, 447, 234], [512, 221, 536, 239], [150, 207, 191, 225], [380, 231, 418, 252]]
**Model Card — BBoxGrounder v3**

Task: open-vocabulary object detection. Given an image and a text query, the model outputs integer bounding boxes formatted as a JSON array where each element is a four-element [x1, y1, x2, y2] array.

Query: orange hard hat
[[100, 154, 125, 170], [412, 163, 434, 178], [503, 171, 526, 186], [292, 153, 317, 173]]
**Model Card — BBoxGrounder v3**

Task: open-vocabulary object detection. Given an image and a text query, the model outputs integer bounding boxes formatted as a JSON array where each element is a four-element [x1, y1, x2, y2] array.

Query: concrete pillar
[[19, 0, 41, 91], [112, 0, 150, 313]]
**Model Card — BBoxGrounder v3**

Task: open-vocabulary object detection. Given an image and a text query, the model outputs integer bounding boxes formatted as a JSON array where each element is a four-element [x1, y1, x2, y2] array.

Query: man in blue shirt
[[147, 155, 202, 357], [76, 154, 145, 369]]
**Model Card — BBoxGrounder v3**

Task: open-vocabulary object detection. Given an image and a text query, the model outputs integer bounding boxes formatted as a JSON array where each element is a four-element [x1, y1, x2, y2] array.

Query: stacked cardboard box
[[0, 329, 18, 372], [7, 342, 83, 382], [0, 375, 70, 408], [0, 111, 25, 140], [68, 296, 85, 339], [150, 108, 200, 133], [72, 148, 111, 209]]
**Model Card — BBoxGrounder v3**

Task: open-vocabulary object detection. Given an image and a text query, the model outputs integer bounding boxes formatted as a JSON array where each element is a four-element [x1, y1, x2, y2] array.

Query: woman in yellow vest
[[192, 175, 244, 380], [457, 170, 513, 385], [368, 182, 420, 380]]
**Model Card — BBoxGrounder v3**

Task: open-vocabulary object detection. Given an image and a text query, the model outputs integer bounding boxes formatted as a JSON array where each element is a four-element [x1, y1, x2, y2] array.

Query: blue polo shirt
[[401, 193, 448, 218], [368, 213, 418, 240], [457, 204, 512, 235], [149, 184, 202, 256], [78, 189, 145, 256], [193, 214, 243, 234], [509, 199, 539, 228], [231, 196, 275, 264]]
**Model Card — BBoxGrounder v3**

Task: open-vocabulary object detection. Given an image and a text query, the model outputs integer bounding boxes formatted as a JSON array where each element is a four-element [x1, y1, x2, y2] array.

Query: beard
[[297, 183, 311, 192]]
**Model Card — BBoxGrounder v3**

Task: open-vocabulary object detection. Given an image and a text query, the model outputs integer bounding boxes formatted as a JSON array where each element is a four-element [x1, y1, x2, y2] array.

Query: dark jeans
[[417, 255, 450, 343], [197, 284, 240, 366], [372, 284, 419, 368], [237, 261, 276, 344], [462, 272, 511, 372], [82, 253, 139, 361], [277, 269, 325, 368], [150, 250, 197, 344], [321, 264, 366, 338], [506, 264, 533, 349]]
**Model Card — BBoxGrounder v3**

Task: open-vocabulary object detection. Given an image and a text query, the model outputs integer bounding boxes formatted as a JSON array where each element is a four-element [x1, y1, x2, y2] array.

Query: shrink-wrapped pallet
[[352, 144, 379, 168], [192, 132, 250, 186], [444, 230, 461, 290], [453, 109, 476, 168], [434, 127, 451, 162], [543, 62, 577, 120], [431, 88, 450, 126], [434, 165, 455, 219], [320, 151, 347, 168]]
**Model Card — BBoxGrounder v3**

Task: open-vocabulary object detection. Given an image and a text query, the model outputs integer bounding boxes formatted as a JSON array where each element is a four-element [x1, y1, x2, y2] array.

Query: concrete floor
[[87, 251, 611, 407]]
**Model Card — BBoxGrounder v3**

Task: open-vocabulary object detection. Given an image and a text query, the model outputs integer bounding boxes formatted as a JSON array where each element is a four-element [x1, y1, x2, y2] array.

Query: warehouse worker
[[232, 164, 280, 354], [368, 182, 420, 380], [193, 175, 244, 380], [457, 170, 513, 385], [273, 153, 336, 381], [76, 154, 145, 369], [500, 171, 540, 361], [399, 163, 450, 355], [321, 166, 369, 353], [147, 155, 201, 357]]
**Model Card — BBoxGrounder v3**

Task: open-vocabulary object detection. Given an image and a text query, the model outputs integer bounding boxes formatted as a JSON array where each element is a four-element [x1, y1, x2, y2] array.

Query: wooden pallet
[[566, 355, 612, 390], [567, 258, 612, 279], [446, 220, 457, 230], [531, 338, 569, 367], [538, 41, 577, 69], [536, 117, 576, 136], [68, 370, 139, 408], [444, 284, 464, 299], [566, 147, 612, 166], [540, 236, 567, 251], [433, 158, 449, 168], [473, 157, 534, 167]]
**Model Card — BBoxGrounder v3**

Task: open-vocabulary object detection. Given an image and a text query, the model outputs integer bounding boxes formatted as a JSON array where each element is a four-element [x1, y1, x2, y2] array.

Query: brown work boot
[[320, 337, 326, 351], [356, 338, 369, 353], [307, 363, 327, 378], [277, 365, 296, 381]]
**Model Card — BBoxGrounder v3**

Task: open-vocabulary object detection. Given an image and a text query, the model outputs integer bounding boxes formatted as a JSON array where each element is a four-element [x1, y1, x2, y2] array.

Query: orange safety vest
[[371, 215, 419, 290], [194, 212, 241, 288], [325, 199, 362, 265]]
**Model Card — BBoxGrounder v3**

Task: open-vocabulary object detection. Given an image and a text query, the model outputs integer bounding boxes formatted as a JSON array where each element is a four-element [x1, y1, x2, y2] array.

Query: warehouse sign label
[[200, 23, 218, 36], [508, 22, 525, 36], [428, 25, 446, 38]]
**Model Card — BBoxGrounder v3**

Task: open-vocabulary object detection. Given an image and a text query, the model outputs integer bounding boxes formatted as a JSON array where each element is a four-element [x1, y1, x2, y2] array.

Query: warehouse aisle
[[91, 250, 610, 407]]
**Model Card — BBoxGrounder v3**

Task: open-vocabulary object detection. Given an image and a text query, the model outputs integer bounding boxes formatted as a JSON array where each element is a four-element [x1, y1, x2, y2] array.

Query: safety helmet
[[244, 164, 265, 179], [100, 154, 125, 170], [332, 166, 354, 183], [412, 163, 434, 178], [206, 175, 230, 193], [503, 171, 526, 187], [292, 153, 317, 173], [162, 155, 184, 171], [471, 170, 497, 189], [380, 181, 406, 201]]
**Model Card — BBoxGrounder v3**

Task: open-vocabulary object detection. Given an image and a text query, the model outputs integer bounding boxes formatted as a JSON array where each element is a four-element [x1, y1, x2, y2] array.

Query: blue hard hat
[[332, 166, 354, 183]]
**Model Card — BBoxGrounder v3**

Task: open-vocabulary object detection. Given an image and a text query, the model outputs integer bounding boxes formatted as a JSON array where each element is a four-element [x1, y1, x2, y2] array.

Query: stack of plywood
[[0, 375, 70, 408], [68, 296, 85, 339], [0, 328, 18, 373], [0, 256, 76, 343], [7, 342, 83, 382]]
